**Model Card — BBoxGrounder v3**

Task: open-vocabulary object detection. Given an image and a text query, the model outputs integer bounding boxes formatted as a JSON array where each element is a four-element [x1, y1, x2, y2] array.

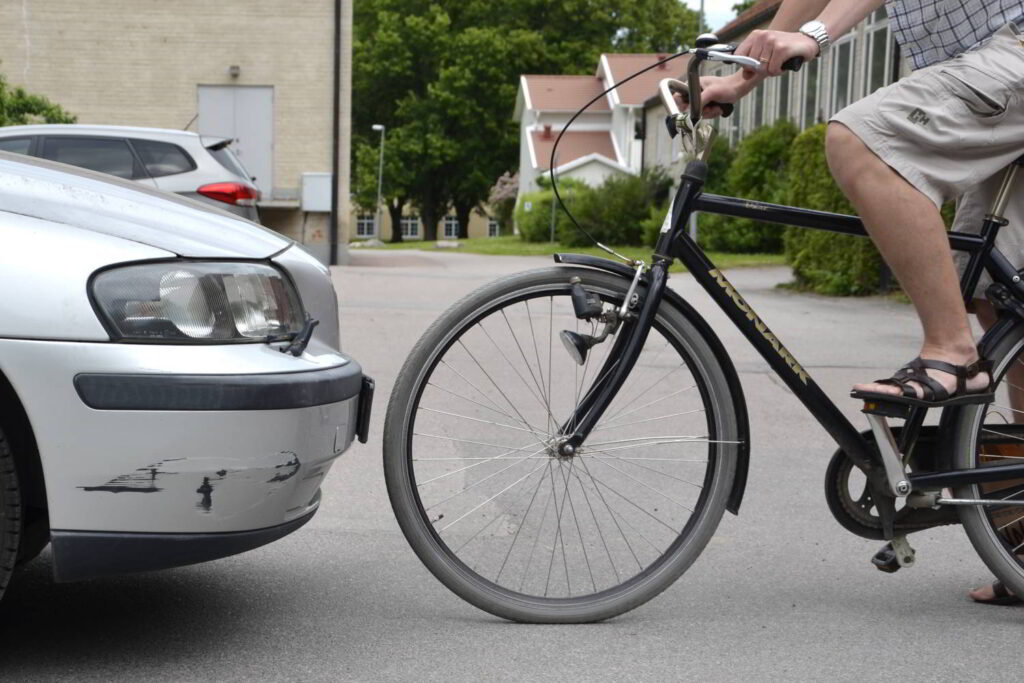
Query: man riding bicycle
[[696, 0, 1024, 604]]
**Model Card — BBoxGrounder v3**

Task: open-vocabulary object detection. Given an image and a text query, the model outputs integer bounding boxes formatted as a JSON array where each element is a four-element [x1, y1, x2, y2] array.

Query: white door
[[197, 85, 274, 195]]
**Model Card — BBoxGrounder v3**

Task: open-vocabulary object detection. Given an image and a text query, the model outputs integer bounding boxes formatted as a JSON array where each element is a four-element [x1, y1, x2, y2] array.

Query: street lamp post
[[372, 124, 386, 239]]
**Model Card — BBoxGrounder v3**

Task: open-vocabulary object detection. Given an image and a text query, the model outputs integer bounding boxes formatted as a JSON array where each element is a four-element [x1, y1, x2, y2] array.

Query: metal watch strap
[[799, 20, 830, 55]]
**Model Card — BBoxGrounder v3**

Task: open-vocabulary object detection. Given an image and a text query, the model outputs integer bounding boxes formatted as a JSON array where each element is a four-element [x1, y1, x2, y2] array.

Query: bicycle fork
[[554, 165, 708, 456]]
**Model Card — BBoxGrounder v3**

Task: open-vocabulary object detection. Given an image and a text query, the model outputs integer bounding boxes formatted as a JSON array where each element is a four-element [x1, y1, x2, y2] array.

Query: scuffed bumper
[[0, 339, 369, 563]]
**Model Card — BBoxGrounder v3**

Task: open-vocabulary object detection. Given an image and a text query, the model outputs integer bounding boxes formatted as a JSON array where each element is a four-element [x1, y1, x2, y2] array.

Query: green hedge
[[515, 180, 591, 243], [782, 125, 884, 295], [699, 119, 797, 253], [517, 170, 671, 246]]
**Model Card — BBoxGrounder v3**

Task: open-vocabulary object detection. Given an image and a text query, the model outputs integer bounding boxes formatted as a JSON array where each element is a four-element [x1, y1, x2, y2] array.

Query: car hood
[[0, 152, 291, 258]]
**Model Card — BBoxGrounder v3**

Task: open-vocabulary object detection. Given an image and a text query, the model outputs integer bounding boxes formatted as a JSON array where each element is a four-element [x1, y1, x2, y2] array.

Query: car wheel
[[0, 427, 22, 600]]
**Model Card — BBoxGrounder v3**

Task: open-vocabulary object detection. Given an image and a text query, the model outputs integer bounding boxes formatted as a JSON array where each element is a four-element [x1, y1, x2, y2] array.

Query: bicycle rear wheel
[[953, 322, 1024, 598], [383, 266, 742, 623]]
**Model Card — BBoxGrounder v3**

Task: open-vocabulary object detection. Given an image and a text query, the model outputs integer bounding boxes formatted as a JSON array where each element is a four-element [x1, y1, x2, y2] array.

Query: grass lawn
[[351, 236, 786, 271]]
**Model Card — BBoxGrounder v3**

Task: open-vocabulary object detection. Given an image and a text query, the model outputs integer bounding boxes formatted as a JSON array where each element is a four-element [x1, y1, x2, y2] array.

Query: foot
[[969, 580, 1022, 605], [853, 353, 991, 400]]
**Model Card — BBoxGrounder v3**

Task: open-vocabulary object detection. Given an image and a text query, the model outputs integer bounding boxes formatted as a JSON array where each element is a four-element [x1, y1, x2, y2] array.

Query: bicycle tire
[[0, 425, 22, 602], [383, 266, 742, 623], [952, 321, 1024, 599]]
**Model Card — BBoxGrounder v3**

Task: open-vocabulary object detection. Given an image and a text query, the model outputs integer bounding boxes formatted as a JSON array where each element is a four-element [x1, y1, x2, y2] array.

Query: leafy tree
[[731, 1, 758, 14], [352, 0, 700, 242], [0, 69, 75, 126]]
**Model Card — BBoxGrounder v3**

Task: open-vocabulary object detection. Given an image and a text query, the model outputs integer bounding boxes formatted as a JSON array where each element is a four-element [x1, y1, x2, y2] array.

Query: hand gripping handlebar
[[659, 33, 804, 127]]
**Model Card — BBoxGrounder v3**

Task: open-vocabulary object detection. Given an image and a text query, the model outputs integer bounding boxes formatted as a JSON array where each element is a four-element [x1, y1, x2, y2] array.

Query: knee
[[824, 123, 868, 191]]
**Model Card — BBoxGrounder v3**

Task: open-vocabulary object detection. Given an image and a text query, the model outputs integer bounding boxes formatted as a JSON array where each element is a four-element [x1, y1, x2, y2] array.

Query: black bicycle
[[383, 37, 1024, 623]]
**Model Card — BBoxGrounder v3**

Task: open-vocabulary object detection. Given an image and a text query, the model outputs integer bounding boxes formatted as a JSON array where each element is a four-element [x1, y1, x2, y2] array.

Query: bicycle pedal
[[860, 399, 911, 419], [871, 537, 916, 573], [871, 543, 901, 573]]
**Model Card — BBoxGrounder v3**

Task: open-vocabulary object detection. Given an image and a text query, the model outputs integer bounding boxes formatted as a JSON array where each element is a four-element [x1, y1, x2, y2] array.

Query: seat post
[[989, 162, 1021, 224]]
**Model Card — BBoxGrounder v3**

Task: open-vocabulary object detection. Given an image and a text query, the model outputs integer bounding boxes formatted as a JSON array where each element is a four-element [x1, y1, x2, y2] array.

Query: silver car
[[0, 152, 371, 599], [0, 124, 261, 222]]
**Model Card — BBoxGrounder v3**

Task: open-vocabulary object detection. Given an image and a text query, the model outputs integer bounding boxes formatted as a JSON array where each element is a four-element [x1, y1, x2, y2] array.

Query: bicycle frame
[[561, 156, 1024, 494]]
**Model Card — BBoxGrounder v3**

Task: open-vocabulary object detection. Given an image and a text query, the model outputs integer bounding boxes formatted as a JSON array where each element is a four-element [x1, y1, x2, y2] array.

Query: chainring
[[824, 428, 960, 540]]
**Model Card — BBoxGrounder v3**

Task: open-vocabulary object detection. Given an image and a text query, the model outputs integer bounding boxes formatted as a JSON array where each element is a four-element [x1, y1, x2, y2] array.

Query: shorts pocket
[[935, 65, 1010, 120]]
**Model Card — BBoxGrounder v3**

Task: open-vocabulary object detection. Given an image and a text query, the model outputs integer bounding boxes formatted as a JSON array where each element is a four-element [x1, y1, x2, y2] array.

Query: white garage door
[[197, 85, 274, 195]]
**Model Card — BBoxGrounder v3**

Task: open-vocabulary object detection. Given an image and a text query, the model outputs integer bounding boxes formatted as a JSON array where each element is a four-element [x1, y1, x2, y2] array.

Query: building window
[[443, 215, 459, 239], [355, 214, 376, 238], [401, 215, 420, 239], [831, 38, 854, 115], [488, 219, 500, 237], [864, 16, 892, 94], [802, 59, 821, 128]]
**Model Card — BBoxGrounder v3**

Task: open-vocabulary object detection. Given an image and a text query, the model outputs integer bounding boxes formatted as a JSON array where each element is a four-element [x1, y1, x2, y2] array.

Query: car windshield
[[209, 145, 251, 181]]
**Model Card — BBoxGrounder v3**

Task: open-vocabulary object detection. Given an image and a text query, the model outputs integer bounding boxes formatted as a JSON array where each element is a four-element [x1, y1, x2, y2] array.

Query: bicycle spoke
[[575, 457, 663, 557], [439, 461, 549, 533], [590, 456, 695, 512], [437, 361, 530, 430], [456, 340, 548, 444], [602, 385, 698, 426], [590, 409, 705, 433], [555, 457, 597, 593], [425, 445, 550, 510], [479, 318, 556, 426], [584, 449, 703, 488], [495, 458, 551, 583], [419, 406, 537, 435]]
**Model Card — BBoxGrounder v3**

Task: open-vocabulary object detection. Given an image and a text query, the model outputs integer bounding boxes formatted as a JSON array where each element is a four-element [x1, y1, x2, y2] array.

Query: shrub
[[782, 124, 884, 295], [699, 119, 797, 253], [515, 179, 591, 243], [559, 168, 672, 247], [487, 172, 518, 235]]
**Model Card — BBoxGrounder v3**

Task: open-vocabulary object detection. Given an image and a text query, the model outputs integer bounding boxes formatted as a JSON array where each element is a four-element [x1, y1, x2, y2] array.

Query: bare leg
[[824, 123, 989, 397]]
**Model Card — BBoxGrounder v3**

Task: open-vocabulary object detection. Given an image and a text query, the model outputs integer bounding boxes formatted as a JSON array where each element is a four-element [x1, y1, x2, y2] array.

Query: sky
[[684, 0, 742, 33]]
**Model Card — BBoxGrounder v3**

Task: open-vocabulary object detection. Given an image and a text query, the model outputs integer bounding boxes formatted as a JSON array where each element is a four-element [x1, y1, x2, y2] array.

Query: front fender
[[553, 253, 751, 514]]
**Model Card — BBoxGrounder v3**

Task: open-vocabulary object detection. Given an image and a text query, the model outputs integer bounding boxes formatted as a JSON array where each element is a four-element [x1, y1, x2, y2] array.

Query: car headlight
[[91, 261, 306, 342]]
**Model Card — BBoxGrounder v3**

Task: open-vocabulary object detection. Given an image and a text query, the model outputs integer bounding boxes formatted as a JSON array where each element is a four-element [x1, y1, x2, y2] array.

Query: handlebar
[[660, 35, 804, 127]]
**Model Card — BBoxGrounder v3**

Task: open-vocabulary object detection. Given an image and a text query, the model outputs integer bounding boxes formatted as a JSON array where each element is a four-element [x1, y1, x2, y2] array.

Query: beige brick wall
[[0, 0, 339, 246]]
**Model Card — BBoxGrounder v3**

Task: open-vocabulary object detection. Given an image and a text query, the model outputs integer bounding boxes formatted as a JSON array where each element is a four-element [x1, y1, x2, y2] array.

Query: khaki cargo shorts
[[831, 22, 1024, 296]]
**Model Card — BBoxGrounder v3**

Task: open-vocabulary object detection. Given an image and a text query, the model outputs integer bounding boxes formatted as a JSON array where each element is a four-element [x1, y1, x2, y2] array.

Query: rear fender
[[553, 253, 751, 514]]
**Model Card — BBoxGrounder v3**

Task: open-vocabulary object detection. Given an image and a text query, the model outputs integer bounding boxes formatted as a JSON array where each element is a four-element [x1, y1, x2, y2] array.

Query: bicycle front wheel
[[383, 266, 742, 623]]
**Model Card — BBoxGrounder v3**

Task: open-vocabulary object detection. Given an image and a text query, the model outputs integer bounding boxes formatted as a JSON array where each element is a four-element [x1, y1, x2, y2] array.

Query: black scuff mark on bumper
[[79, 458, 185, 494], [266, 451, 300, 483]]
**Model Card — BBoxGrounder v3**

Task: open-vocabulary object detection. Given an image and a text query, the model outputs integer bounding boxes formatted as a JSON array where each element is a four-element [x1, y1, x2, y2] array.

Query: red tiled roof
[[599, 54, 689, 107], [521, 75, 610, 112], [529, 129, 618, 171], [715, 0, 782, 41]]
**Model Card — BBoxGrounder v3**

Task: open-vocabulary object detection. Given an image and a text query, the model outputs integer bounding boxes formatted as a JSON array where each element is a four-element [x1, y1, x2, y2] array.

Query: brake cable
[[548, 50, 688, 265]]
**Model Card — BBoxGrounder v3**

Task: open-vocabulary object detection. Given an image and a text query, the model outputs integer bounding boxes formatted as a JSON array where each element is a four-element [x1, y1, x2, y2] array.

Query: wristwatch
[[798, 20, 831, 56]]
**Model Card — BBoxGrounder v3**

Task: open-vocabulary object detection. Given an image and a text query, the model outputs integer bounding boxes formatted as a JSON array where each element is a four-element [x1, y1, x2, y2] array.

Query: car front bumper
[[0, 338, 371, 581]]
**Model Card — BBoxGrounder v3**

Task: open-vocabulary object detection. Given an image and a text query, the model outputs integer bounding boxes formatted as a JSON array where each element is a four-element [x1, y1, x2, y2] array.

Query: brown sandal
[[850, 356, 994, 408]]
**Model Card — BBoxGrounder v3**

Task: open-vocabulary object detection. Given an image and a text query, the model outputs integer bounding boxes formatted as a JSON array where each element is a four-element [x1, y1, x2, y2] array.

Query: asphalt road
[[0, 249, 1018, 681]]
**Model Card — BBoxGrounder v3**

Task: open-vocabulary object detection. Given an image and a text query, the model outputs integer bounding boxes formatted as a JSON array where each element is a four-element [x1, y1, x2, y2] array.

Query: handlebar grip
[[782, 57, 804, 72]]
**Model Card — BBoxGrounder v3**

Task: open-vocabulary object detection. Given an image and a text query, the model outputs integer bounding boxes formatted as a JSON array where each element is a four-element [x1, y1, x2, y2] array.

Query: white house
[[513, 54, 688, 207]]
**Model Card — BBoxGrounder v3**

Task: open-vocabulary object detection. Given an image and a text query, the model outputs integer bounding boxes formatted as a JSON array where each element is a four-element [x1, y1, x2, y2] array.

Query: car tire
[[0, 427, 22, 601]]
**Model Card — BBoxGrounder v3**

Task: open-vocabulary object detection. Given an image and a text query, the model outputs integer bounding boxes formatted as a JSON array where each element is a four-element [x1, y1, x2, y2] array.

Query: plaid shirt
[[885, 0, 1024, 69]]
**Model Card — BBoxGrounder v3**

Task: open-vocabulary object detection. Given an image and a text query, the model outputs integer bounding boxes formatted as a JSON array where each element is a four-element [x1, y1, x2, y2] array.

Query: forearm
[[769, 0, 885, 40], [767, 0, 832, 32]]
